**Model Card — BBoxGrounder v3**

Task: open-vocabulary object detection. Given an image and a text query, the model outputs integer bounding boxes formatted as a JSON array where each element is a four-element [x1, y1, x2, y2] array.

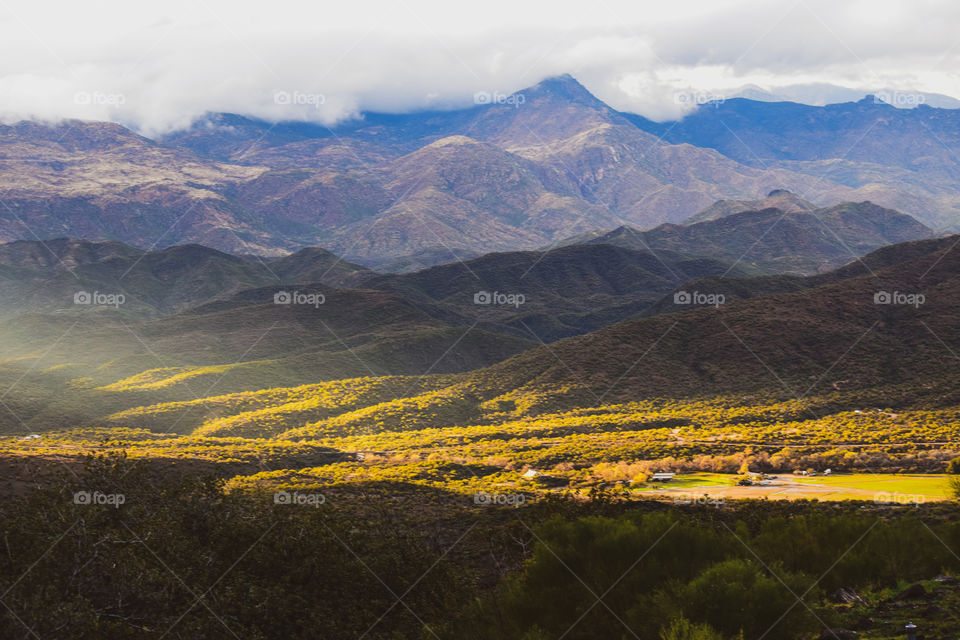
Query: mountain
[[470, 231, 960, 403], [0, 234, 755, 342], [0, 238, 373, 317], [0, 227, 796, 431], [3, 75, 960, 262], [362, 242, 756, 341], [684, 189, 816, 223], [271, 232, 960, 436], [200, 75, 846, 262], [0, 277, 536, 432], [262, 247, 373, 287], [622, 96, 960, 172], [370, 247, 482, 273], [644, 234, 960, 316], [89, 231, 960, 439], [292, 134, 620, 262], [573, 199, 933, 275], [623, 97, 960, 229], [729, 83, 960, 109], [0, 121, 277, 251], [0, 193, 929, 340], [0, 77, 894, 263], [0, 228, 954, 437]]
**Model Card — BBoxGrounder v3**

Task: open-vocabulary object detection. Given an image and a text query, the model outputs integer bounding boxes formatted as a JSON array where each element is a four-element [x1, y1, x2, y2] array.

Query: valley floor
[[636, 472, 951, 502]]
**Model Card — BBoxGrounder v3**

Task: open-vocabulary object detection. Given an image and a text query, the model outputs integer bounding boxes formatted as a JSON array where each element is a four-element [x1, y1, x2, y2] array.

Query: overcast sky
[[2, 0, 960, 134]]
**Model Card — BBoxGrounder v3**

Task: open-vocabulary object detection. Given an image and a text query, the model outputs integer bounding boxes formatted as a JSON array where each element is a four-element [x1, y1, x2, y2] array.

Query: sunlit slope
[[85, 233, 960, 443], [0, 284, 533, 433], [461, 234, 960, 404], [102, 375, 454, 436]]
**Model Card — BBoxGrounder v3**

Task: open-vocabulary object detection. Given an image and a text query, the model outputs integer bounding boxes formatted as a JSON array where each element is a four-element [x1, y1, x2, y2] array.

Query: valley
[[1, 35, 960, 636], [2, 227, 958, 494]]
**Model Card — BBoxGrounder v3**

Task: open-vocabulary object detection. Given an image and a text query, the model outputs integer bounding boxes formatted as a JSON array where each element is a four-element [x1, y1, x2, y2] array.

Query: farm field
[[638, 472, 952, 502]]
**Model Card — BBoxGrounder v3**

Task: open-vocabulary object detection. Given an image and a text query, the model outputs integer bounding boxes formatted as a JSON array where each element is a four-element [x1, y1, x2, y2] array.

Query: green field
[[633, 472, 732, 491], [792, 473, 951, 498], [634, 472, 952, 502]]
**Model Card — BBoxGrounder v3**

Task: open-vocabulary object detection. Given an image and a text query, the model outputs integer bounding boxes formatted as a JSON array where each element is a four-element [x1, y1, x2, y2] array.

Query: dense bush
[[0, 454, 469, 639], [3, 454, 959, 639], [454, 510, 960, 640]]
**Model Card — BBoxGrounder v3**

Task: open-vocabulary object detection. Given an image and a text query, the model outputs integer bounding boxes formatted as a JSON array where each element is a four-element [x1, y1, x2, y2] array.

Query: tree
[[660, 617, 725, 640], [951, 475, 960, 502], [678, 559, 818, 639], [947, 457, 960, 474]]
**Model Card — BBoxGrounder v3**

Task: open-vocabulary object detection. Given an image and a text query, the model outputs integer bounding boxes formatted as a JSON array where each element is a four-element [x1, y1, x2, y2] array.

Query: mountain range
[[17, 229, 950, 440], [271, 232, 960, 438], [729, 82, 960, 109], [626, 95, 960, 229], [0, 71, 956, 437], [569, 198, 932, 275], [0, 189, 931, 329], [1, 75, 959, 268], [0, 211, 945, 433]]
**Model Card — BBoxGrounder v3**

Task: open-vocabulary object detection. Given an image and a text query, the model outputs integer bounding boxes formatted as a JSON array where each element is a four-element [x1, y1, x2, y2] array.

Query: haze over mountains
[[0, 179, 925, 430], [0, 74, 957, 270]]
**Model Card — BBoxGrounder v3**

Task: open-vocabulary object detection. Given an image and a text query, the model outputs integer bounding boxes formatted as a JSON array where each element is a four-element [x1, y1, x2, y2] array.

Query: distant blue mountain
[[620, 96, 960, 170]]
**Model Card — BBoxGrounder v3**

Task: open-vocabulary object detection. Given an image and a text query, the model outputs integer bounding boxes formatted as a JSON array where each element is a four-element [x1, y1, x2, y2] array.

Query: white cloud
[[0, 0, 958, 134]]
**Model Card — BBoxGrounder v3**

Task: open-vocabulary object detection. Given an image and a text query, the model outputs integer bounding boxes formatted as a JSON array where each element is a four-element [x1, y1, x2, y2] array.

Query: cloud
[[0, 0, 958, 135]]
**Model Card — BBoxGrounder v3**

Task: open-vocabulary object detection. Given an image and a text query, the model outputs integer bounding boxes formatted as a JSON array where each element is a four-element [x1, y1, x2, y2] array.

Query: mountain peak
[[536, 73, 582, 89], [525, 74, 606, 107], [0, 119, 152, 152], [424, 135, 482, 148], [684, 190, 817, 224], [858, 94, 887, 106]]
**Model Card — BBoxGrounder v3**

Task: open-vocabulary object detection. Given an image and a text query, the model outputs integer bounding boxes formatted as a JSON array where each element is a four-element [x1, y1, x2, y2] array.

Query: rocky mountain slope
[[54, 232, 960, 439], [4, 76, 956, 264], [626, 97, 960, 229], [571, 197, 933, 274]]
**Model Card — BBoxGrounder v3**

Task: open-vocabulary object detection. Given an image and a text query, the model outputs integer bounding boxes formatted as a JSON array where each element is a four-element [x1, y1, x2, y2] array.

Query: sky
[[2, 0, 960, 135]]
